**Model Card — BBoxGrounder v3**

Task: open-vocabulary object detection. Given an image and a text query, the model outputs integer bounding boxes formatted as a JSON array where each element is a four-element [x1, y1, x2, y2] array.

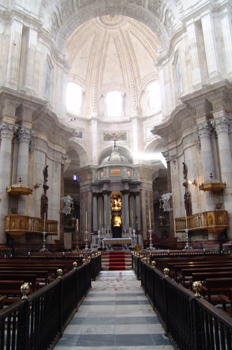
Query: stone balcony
[[175, 210, 228, 235], [5, 215, 58, 240]]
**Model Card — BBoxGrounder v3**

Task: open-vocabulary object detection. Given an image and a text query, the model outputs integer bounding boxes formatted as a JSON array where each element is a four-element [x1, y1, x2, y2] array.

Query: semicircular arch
[[40, 1, 169, 52]]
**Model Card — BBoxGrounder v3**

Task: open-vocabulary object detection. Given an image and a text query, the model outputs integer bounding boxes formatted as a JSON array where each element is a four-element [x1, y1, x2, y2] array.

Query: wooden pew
[[202, 277, 232, 305], [0, 280, 27, 306], [174, 262, 232, 283], [0, 269, 51, 285], [219, 288, 232, 316], [179, 266, 232, 287], [0, 273, 38, 291], [0, 295, 6, 310]]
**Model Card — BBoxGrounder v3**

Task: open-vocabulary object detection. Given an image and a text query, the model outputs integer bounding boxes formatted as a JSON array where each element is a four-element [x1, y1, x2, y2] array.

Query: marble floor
[[54, 270, 174, 350]]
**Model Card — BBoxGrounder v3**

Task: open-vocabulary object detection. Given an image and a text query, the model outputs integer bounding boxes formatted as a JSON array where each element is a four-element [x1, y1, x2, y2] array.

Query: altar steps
[[101, 251, 132, 270]]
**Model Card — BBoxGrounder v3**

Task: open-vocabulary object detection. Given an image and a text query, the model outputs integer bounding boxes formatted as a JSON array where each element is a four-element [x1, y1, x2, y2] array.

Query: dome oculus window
[[66, 82, 82, 114], [106, 91, 123, 116], [146, 82, 161, 111]]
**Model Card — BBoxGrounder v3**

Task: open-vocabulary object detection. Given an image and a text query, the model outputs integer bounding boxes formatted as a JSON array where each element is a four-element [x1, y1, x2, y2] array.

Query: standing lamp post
[[40, 213, 48, 252], [184, 210, 192, 250]]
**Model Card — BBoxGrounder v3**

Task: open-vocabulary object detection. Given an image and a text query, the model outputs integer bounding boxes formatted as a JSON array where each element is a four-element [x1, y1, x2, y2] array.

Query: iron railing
[[0, 260, 95, 350], [139, 260, 232, 350]]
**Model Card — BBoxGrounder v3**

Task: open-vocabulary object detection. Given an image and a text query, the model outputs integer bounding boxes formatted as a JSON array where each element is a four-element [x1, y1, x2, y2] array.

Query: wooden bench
[[179, 266, 232, 287], [174, 262, 232, 283], [0, 273, 38, 291], [202, 278, 232, 305], [0, 280, 27, 307], [219, 288, 232, 316]]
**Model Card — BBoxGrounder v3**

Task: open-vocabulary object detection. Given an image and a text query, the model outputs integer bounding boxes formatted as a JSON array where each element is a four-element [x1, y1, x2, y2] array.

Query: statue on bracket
[[41, 164, 49, 219]]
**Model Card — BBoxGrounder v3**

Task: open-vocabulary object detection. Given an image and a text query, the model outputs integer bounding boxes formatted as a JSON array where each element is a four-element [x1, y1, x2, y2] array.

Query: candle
[[185, 209, 188, 229], [44, 213, 46, 231], [149, 210, 151, 229], [99, 211, 101, 226], [86, 211, 87, 231]]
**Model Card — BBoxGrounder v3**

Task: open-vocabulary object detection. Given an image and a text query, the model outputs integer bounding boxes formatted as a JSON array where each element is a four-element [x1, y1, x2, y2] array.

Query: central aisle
[[54, 270, 174, 350]]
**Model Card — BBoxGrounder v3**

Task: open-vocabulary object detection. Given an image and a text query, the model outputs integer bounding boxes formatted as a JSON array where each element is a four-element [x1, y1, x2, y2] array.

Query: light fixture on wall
[[188, 179, 197, 186], [73, 174, 77, 181]]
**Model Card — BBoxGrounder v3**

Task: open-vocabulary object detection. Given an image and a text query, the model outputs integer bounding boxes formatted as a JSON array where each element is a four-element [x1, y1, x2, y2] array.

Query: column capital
[[0, 122, 18, 139], [195, 122, 212, 138], [17, 127, 34, 143], [211, 116, 230, 134]]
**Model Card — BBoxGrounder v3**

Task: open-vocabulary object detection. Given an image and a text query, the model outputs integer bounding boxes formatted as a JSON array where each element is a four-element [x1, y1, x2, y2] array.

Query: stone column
[[186, 19, 202, 87], [93, 194, 98, 233], [16, 127, 33, 215], [130, 195, 135, 230], [103, 191, 111, 231], [6, 20, 23, 89], [60, 154, 67, 244], [122, 190, 129, 231], [213, 116, 232, 238], [220, 12, 232, 79], [23, 28, 38, 93], [98, 195, 103, 230], [201, 11, 221, 82], [196, 122, 215, 211], [166, 158, 174, 239], [122, 193, 125, 228], [135, 193, 141, 231], [0, 122, 18, 244]]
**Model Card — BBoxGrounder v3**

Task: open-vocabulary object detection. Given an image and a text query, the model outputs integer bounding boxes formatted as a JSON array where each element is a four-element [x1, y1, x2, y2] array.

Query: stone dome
[[100, 143, 130, 167]]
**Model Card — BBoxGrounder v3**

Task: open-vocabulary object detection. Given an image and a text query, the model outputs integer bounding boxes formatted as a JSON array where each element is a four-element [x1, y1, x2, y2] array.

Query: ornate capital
[[211, 116, 231, 134], [195, 122, 212, 138], [17, 127, 34, 143], [0, 122, 18, 139]]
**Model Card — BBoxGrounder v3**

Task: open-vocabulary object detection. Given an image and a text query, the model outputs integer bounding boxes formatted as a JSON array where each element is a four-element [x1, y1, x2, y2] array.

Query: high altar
[[90, 141, 145, 249]]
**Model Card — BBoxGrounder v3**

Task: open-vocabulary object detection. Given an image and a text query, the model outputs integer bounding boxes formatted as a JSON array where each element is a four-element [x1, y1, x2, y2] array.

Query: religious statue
[[60, 195, 73, 215], [161, 193, 172, 212], [43, 165, 48, 183], [182, 162, 188, 180]]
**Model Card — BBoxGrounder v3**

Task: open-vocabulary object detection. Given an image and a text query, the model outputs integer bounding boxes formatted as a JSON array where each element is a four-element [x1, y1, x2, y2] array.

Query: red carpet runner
[[101, 251, 132, 270]]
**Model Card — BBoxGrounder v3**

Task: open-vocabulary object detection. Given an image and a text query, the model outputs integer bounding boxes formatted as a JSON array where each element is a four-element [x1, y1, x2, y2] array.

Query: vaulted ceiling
[[66, 15, 160, 112]]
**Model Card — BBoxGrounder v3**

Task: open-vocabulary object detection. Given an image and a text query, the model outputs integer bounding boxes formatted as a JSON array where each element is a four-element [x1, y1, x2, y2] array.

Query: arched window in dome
[[106, 91, 123, 116], [146, 81, 161, 111], [66, 82, 82, 114]]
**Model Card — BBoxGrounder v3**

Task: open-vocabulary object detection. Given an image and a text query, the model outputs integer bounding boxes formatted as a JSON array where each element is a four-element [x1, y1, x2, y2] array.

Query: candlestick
[[86, 211, 87, 230], [44, 213, 46, 231]]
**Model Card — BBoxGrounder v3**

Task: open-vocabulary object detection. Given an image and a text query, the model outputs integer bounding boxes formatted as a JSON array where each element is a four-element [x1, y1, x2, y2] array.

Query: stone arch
[[67, 139, 89, 168], [40, 1, 169, 52]]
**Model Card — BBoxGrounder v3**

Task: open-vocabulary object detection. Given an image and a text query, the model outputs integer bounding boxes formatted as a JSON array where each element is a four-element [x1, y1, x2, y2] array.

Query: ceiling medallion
[[98, 15, 126, 28]]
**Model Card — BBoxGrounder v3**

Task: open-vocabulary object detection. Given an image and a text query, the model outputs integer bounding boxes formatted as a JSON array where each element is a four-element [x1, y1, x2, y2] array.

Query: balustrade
[[175, 210, 228, 234], [5, 215, 58, 239]]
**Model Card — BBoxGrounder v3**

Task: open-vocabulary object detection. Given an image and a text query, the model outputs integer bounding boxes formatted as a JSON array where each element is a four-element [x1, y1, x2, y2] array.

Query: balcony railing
[[5, 215, 58, 239], [175, 210, 228, 234]]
